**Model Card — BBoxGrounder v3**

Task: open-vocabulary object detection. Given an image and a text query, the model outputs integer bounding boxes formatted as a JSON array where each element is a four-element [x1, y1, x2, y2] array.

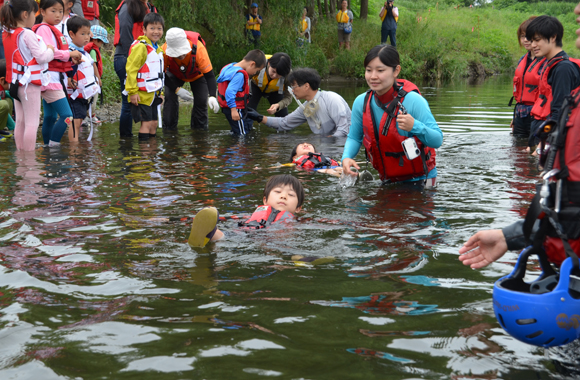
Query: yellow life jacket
[[380, 9, 398, 23], [300, 18, 308, 33], [336, 11, 349, 23], [246, 14, 261, 31], [251, 62, 285, 94]]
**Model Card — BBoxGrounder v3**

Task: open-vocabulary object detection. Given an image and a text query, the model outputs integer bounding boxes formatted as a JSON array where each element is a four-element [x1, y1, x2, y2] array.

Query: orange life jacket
[[3, 28, 50, 87], [239, 205, 294, 229], [513, 54, 545, 106], [32, 23, 72, 73], [166, 31, 205, 81], [293, 153, 339, 169], [217, 63, 250, 109], [114, 1, 158, 47], [362, 79, 436, 182], [531, 55, 580, 121], [127, 40, 164, 93]]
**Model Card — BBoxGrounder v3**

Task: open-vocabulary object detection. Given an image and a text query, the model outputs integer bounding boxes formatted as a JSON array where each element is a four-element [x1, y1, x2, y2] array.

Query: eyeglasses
[[290, 84, 303, 90]]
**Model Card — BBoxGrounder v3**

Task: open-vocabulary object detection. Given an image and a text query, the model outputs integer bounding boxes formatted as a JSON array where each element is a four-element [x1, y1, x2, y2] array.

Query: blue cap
[[251, 2, 258, 7], [90, 25, 109, 44]]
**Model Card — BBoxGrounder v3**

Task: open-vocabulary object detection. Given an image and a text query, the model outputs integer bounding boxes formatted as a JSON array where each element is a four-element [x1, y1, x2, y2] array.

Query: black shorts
[[70, 98, 89, 120], [131, 97, 162, 123]]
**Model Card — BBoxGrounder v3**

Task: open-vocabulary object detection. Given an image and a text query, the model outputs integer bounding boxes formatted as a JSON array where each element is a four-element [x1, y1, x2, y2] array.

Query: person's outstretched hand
[[458, 229, 508, 269], [245, 107, 264, 123], [341, 158, 359, 176]]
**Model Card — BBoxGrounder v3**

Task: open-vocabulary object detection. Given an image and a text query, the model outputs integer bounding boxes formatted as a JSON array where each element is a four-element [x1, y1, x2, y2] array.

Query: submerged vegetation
[[97, 0, 580, 103]]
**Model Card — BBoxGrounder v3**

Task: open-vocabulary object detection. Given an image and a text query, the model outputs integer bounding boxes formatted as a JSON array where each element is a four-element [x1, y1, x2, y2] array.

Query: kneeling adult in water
[[245, 68, 351, 137], [341, 45, 442, 187]]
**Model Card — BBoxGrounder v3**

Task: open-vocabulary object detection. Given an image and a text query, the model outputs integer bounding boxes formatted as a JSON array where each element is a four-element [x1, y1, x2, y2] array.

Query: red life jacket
[[114, 1, 158, 47], [541, 89, 580, 265], [3, 28, 50, 87], [32, 23, 72, 73], [166, 31, 206, 82], [361, 79, 437, 182], [67, 52, 100, 100], [84, 42, 102, 77], [293, 153, 339, 169], [239, 205, 294, 229], [217, 63, 250, 109], [81, 0, 99, 20], [531, 55, 580, 121], [513, 55, 545, 106]]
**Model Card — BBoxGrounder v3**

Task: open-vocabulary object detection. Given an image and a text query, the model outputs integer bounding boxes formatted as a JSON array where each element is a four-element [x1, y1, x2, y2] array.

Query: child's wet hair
[[0, 0, 38, 31], [143, 12, 164, 30], [243, 49, 267, 69], [289, 142, 316, 163], [67, 15, 90, 35], [263, 174, 305, 209]]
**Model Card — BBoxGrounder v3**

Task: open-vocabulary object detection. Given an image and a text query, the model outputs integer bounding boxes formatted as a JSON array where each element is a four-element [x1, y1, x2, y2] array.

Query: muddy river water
[[0, 76, 571, 379]]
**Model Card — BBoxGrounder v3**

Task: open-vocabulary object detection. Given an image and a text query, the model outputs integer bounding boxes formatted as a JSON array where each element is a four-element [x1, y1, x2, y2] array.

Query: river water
[[0, 76, 569, 379]]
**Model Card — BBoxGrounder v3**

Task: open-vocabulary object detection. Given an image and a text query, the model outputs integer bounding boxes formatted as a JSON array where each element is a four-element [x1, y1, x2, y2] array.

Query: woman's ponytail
[[0, 0, 38, 31]]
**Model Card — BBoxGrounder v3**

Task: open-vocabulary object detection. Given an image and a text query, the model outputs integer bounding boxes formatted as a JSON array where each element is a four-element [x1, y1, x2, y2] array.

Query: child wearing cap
[[84, 24, 108, 124], [245, 3, 262, 48]]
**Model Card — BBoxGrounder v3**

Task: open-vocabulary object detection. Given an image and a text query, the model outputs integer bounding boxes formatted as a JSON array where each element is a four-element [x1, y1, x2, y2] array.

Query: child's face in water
[[264, 184, 301, 214], [294, 143, 315, 159]]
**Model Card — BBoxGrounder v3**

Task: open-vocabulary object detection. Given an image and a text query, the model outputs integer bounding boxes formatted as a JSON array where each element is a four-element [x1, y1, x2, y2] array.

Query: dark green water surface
[[0, 76, 567, 379]]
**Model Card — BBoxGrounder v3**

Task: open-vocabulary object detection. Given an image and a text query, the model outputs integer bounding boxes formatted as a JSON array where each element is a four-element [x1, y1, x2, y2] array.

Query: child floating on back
[[290, 142, 343, 176]]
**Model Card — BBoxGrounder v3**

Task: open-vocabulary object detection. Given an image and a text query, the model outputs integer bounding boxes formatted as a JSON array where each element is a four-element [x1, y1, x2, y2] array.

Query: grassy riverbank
[[98, 0, 580, 104]]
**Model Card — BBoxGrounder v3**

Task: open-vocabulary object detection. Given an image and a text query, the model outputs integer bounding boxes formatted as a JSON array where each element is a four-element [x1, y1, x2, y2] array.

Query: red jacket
[[166, 31, 206, 81], [362, 79, 436, 182], [84, 42, 102, 77], [293, 153, 339, 169], [240, 205, 294, 229], [217, 64, 250, 109], [513, 54, 545, 106], [32, 23, 72, 73], [114, 0, 158, 47]]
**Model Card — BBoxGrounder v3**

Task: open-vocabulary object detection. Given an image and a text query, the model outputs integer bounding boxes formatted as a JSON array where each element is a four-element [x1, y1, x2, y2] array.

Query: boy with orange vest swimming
[[216, 49, 266, 135], [188, 174, 304, 247], [65, 16, 100, 142], [124, 12, 165, 140], [527, 16, 580, 148]]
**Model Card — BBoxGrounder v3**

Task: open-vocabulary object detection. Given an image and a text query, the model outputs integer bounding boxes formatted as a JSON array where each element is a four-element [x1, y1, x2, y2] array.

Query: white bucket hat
[[166, 28, 192, 58]]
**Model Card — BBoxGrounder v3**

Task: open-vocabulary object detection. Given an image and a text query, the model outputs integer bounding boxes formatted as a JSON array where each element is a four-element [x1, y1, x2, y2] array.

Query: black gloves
[[245, 107, 264, 123]]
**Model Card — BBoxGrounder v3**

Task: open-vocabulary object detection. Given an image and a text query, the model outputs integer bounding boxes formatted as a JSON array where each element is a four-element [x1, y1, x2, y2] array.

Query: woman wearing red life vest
[[114, 0, 157, 138], [511, 17, 545, 140], [341, 45, 442, 187]]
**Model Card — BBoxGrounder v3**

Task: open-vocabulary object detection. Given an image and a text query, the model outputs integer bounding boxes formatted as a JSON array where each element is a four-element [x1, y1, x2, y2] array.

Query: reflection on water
[[0, 76, 563, 379]]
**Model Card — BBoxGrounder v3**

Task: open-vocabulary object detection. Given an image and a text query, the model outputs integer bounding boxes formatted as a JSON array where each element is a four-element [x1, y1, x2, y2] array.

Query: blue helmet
[[493, 246, 580, 348]]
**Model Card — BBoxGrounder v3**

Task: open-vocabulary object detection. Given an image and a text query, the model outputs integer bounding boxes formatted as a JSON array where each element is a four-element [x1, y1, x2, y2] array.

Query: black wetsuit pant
[[163, 72, 209, 130]]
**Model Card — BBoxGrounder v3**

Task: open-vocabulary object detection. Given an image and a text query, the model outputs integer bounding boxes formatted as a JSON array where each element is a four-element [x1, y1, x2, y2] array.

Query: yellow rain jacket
[[125, 35, 164, 106]]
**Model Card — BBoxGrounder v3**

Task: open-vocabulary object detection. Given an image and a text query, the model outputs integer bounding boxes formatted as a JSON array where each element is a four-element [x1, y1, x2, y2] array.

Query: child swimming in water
[[189, 174, 304, 247], [290, 142, 343, 176]]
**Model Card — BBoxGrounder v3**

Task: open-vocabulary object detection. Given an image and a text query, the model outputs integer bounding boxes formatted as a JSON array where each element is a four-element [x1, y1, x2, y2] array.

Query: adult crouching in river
[[341, 45, 442, 188], [245, 68, 351, 137], [162, 28, 219, 131], [114, 0, 158, 138], [510, 17, 544, 141]]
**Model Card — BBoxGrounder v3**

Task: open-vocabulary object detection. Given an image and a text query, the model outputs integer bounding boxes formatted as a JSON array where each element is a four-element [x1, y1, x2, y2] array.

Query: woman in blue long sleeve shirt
[[342, 45, 442, 187]]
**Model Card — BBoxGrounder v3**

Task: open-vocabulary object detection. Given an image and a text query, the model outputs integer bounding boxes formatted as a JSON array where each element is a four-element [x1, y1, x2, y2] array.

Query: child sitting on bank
[[84, 24, 108, 125], [66, 16, 100, 142], [0, 60, 16, 140], [216, 49, 266, 135], [189, 174, 304, 247], [125, 12, 165, 140]]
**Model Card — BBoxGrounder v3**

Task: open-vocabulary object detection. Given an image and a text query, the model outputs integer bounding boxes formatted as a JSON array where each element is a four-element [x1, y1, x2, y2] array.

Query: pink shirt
[[35, 24, 70, 91], [18, 28, 54, 65]]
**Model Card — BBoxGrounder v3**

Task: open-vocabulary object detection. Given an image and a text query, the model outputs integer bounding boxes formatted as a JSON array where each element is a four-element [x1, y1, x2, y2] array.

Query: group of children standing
[[0, 0, 107, 151]]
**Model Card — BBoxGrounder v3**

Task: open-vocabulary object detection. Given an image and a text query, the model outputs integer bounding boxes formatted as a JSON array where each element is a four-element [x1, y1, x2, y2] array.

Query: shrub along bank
[[97, 0, 580, 104]]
